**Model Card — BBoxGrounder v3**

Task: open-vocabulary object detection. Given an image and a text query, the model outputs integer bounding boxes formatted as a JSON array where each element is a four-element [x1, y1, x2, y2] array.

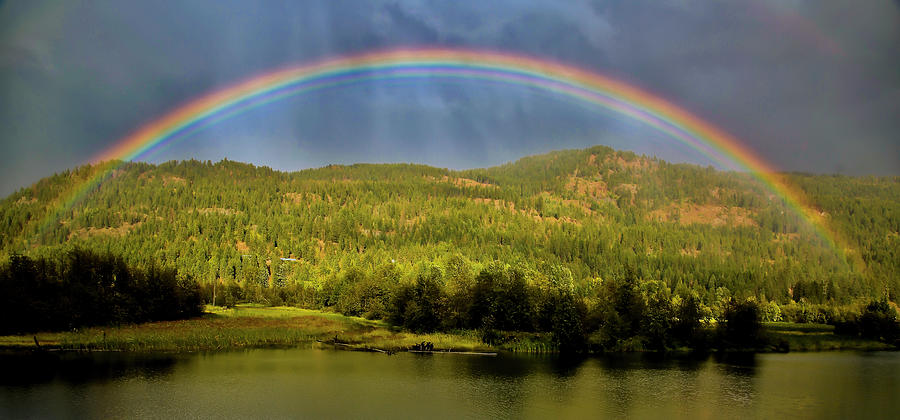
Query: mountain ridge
[[2, 145, 897, 308]]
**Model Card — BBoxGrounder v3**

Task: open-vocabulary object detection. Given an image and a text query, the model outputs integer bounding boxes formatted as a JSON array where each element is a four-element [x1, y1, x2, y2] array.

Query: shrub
[[858, 300, 900, 342], [0, 250, 203, 334], [718, 299, 762, 350]]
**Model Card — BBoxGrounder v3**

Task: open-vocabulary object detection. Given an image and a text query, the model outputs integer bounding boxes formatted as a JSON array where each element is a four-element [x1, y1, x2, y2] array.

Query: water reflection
[[0, 349, 897, 419], [0, 351, 182, 386]]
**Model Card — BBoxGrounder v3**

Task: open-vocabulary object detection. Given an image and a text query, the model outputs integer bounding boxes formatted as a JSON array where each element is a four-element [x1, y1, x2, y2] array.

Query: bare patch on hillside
[[773, 233, 801, 243], [14, 196, 37, 206], [359, 227, 393, 237], [566, 176, 608, 199], [443, 175, 496, 189], [649, 203, 757, 227], [474, 197, 516, 212], [403, 215, 426, 226], [474, 196, 584, 225], [69, 222, 142, 240], [162, 175, 186, 186], [197, 207, 242, 216], [561, 198, 595, 215], [680, 248, 701, 257], [284, 192, 326, 206], [315, 238, 327, 258], [604, 154, 654, 171], [616, 184, 638, 195], [284, 192, 304, 205], [427, 175, 497, 189], [614, 184, 639, 205]]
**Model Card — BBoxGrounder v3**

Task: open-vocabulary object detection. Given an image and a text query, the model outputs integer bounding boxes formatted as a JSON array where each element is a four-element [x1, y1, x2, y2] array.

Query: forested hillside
[[1, 145, 897, 323]]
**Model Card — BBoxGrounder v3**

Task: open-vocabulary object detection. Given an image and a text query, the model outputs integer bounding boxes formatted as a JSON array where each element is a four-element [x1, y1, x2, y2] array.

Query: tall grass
[[763, 322, 893, 352], [3, 305, 492, 352], [4, 308, 892, 354]]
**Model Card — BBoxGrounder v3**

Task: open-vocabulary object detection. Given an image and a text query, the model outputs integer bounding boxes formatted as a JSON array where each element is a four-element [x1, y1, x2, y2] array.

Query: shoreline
[[0, 305, 494, 354], [1, 305, 894, 354]]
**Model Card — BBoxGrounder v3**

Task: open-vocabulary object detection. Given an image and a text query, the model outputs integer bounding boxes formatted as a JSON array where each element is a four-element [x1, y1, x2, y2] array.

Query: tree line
[[0, 145, 896, 339], [201, 256, 899, 352], [0, 249, 203, 334]]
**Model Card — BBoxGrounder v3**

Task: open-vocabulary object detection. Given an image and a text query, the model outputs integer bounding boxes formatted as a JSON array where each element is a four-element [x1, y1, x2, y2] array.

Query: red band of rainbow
[[37, 48, 843, 255]]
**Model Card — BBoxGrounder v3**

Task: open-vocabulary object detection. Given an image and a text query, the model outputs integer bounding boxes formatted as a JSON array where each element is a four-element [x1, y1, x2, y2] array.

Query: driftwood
[[316, 339, 395, 355], [407, 350, 497, 356], [314, 338, 494, 355]]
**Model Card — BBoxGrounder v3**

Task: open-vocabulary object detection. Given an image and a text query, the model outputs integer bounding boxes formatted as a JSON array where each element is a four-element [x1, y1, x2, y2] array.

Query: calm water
[[1, 349, 898, 419]]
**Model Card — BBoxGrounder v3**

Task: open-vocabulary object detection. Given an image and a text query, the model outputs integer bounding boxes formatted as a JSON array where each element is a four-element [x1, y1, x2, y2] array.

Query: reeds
[[4, 305, 494, 353]]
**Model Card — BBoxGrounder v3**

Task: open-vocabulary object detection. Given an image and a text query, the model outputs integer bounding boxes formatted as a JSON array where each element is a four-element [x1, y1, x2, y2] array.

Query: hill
[[1, 145, 897, 319]]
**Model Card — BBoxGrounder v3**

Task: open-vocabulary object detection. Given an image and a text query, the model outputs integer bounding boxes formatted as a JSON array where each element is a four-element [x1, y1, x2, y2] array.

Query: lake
[[1, 349, 898, 419]]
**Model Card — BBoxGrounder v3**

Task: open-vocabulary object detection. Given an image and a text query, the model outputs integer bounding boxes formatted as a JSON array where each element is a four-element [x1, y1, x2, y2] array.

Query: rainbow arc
[[35, 48, 841, 253]]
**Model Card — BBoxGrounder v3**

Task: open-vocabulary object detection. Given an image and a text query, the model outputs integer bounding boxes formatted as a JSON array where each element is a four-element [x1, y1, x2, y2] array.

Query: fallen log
[[407, 350, 497, 356]]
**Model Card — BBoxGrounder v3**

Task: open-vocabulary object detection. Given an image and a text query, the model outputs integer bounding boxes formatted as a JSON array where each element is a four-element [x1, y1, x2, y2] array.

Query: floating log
[[407, 350, 497, 356], [316, 339, 354, 348]]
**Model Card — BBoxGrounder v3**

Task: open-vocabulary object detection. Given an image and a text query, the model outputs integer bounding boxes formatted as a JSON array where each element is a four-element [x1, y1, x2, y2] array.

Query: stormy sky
[[1, 0, 898, 196]]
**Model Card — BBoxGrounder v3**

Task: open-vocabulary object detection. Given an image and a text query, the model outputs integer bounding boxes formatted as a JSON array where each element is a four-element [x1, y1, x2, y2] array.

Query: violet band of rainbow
[[38, 48, 842, 255]]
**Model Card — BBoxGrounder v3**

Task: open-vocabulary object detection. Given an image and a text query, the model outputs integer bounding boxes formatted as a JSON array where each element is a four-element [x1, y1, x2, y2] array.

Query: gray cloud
[[0, 0, 898, 196]]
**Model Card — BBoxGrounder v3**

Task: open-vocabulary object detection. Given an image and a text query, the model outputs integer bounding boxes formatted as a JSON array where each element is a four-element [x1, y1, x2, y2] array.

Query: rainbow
[[38, 48, 841, 252]]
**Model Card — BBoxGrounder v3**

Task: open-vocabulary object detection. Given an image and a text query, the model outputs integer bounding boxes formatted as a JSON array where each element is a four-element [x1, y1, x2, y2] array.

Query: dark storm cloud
[[1, 0, 898, 196], [582, 0, 900, 176]]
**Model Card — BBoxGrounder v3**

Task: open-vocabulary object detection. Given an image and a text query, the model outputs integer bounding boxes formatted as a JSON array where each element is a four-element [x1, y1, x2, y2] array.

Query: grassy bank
[[762, 322, 895, 352], [0, 308, 893, 354], [0, 305, 490, 353]]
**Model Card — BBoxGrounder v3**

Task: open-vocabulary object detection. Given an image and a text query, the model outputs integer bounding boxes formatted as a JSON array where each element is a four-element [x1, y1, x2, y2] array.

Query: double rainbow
[[41, 48, 839, 252]]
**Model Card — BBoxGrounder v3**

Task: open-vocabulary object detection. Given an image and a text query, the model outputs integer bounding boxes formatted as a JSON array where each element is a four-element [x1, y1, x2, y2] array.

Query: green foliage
[[0, 250, 203, 334], [760, 300, 783, 322], [672, 295, 706, 348], [642, 283, 674, 351], [592, 274, 646, 349], [857, 300, 899, 342], [3, 147, 896, 307], [388, 266, 446, 332], [718, 299, 763, 350], [539, 288, 587, 353], [469, 263, 536, 331], [0, 146, 897, 351]]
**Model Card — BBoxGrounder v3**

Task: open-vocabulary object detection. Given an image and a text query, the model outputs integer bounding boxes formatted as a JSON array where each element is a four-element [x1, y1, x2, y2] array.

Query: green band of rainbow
[[38, 48, 841, 254]]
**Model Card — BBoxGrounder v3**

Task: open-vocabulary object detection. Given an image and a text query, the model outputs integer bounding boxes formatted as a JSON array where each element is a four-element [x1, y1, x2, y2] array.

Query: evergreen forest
[[1, 145, 897, 348]]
